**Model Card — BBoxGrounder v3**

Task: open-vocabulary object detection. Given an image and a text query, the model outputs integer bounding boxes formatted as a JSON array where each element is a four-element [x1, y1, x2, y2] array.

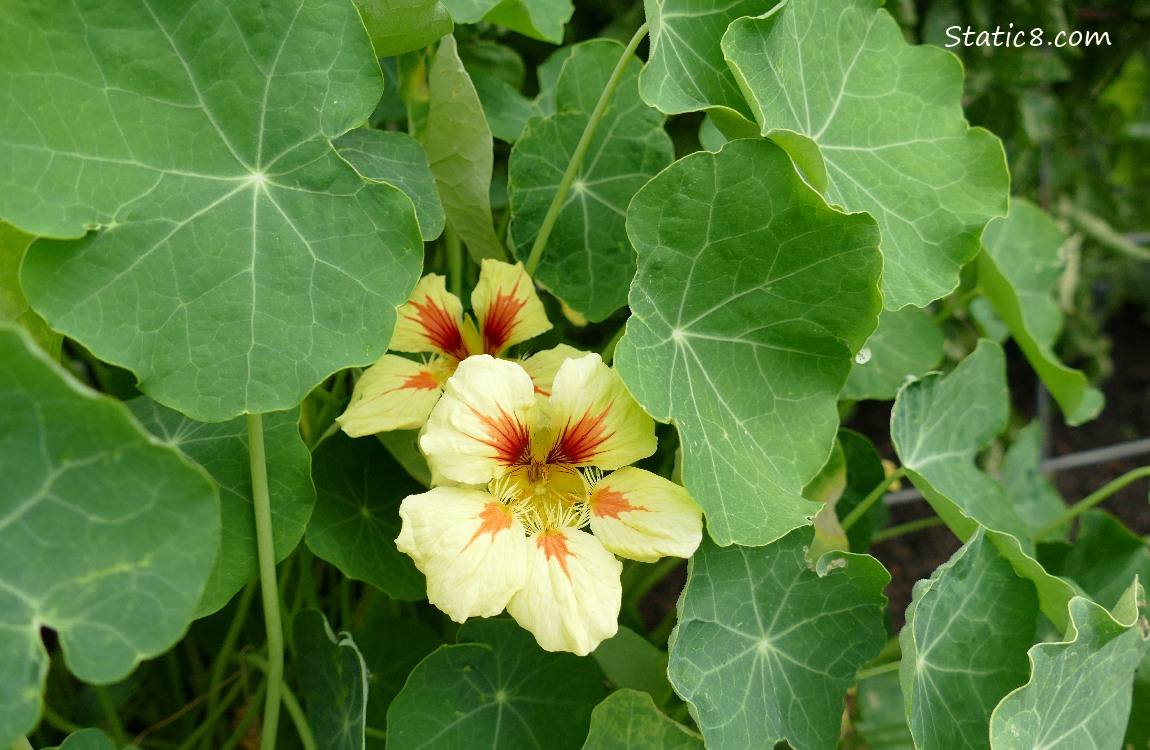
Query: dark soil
[[858, 310, 1150, 629]]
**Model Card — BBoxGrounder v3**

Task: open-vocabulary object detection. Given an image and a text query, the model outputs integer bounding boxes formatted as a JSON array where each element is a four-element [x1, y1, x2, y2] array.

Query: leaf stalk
[[524, 22, 649, 276], [1036, 465, 1150, 539], [841, 468, 907, 533]]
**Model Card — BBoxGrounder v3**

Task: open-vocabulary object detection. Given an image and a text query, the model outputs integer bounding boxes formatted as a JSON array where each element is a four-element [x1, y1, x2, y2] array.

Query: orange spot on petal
[[592, 487, 648, 520], [550, 404, 615, 465], [481, 284, 528, 355], [410, 299, 471, 361], [399, 369, 441, 391], [464, 502, 513, 550], [538, 531, 572, 579]]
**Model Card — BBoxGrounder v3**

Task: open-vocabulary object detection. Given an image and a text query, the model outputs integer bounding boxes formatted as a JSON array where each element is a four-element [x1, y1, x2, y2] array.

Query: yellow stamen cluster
[[488, 466, 594, 537]]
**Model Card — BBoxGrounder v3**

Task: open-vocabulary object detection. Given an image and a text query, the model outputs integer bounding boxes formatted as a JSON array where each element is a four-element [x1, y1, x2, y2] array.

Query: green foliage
[[295, 609, 369, 750], [581, 689, 703, 750]]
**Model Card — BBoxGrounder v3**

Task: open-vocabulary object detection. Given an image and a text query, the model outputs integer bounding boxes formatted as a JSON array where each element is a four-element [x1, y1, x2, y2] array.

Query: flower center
[[491, 462, 591, 536]]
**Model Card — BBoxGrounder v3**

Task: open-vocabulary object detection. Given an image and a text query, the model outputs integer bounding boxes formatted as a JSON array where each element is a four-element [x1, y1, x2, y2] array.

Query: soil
[[859, 309, 1150, 629]]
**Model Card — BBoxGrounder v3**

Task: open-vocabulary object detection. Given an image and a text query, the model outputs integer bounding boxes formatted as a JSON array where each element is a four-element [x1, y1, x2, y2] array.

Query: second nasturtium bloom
[[396, 353, 703, 655], [337, 259, 560, 436]]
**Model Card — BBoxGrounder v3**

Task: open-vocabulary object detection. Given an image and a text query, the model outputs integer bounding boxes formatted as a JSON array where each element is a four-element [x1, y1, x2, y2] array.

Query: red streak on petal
[[469, 405, 531, 466], [532, 383, 552, 398], [410, 298, 470, 360], [537, 531, 572, 579], [549, 403, 615, 465], [481, 283, 528, 355], [464, 502, 513, 551], [592, 487, 649, 520]]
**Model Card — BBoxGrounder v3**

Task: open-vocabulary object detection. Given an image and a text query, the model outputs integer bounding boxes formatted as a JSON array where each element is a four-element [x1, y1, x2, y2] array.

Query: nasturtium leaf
[[899, 529, 1038, 750], [43, 729, 121, 750], [295, 609, 368, 750], [591, 627, 673, 706], [640, 0, 774, 119], [805, 441, 850, 559], [387, 618, 607, 750], [1057, 511, 1149, 611], [989, 582, 1150, 750], [127, 399, 314, 618], [669, 528, 889, 750], [979, 199, 1104, 425], [336, 128, 446, 241], [424, 35, 507, 262], [307, 432, 424, 600], [4, 0, 423, 422], [723, 0, 1010, 309], [1001, 423, 1067, 541], [0, 224, 59, 360], [0, 327, 218, 744], [462, 42, 537, 143], [508, 39, 674, 322], [352, 613, 441, 746], [354, 0, 453, 57], [441, 0, 574, 43], [891, 340, 1077, 631], [617, 138, 882, 546], [375, 430, 432, 488], [835, 429, 890, 553], [892, 340, 1024, 543], [842, 308, 945, 401], [581, 689, 704, 750], [853, 671, 914, 750]]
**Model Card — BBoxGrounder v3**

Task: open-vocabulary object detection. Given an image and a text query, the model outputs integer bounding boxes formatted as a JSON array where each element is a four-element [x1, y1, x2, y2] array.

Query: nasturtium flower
[[337, 259, 564, 436], [396, 354, 703, 655]]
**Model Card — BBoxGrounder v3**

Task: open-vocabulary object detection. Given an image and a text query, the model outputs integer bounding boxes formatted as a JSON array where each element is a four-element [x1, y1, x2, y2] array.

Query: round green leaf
[[3, 0, 423, 422], [617, 138, 882, 546], [0, 224, 59, 359], [509, 40, 674, 322], [295, 609, 368, 750], [580, 689, 703, 750], [1001, 422, 1067, 541], [337, 128, 446, 241], [352, 613, 442, 746], [441, 0, 573, 43], [354, 0, 453, 57], [306, 432, 425, 601], [979, 199, 1104, 425], [990, 584, 1150, 750], [386, 619, 607, 749], [127, 399, 314, 618], [639, 0, 775, 118], [43, 729, 122, 750], [722, 0, 1010, 309], [899, 529, 1038, 750], [842, 308, 945, 402], [669, 527, 889, 750], [0, 327, 218, 743]]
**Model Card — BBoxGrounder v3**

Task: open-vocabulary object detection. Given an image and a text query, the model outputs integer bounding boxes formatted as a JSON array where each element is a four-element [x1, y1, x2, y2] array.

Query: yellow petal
[[506, 528, 621, 656], [336, 355, 444, 436], [520, 343, 586, 397], [389, 274, 473, 360], [396, 487, 527, 623], [471, 260, 552, 355], [421, 355, 538, 485], [588, 467, 703, 562], [546, 354, 656, 470]]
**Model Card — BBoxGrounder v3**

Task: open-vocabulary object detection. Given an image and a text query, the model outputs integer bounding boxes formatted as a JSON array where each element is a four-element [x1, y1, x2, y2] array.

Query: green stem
[[177, 675, 248, 750], [41, 705, 84, 735], [933, 288, 979, 323], [601, 324, 627, 365], [95, 686, 128, 746], [242, 655, 317, 750], [841, 468, 907, 533], [446, 225, 463, 300], [524, 22, 649, 276], [622, 557, 683, 609], [365, 726, 387, 740], [1036, 465, 1150, 539], [247, 413, 285, 750], [219, 679, 267, 750], [198, 580, 256, 750], [855, 660, 901, 682], [872, 515, 944, 544]]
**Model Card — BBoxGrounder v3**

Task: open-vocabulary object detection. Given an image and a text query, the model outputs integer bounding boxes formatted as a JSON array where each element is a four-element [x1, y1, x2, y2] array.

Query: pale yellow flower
[[337, 260, 570, 436], [397, 354, 703, 655]]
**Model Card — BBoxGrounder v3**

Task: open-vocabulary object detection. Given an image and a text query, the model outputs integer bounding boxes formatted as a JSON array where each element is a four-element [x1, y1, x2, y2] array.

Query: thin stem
[[219, 679, 267, 750], [933, 288, 979, 323], [855, 660, 901, 682], [41, 705, 84, 735], [623, 557, 683, 609], [198, 580, 256, 750], [365, 726, 387, 740], [446, 225, 463, 300], [524, 23, 649, 276], [841, 468, 907, 533], [242, 655, 317, 750], [601, 324, 627, 365], [175, 675, 247, 750], [1036, 465, 1150, 539], [871, 516, 944, 544], [247, 413, 285, 750], [95, 686, 128, 746]]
